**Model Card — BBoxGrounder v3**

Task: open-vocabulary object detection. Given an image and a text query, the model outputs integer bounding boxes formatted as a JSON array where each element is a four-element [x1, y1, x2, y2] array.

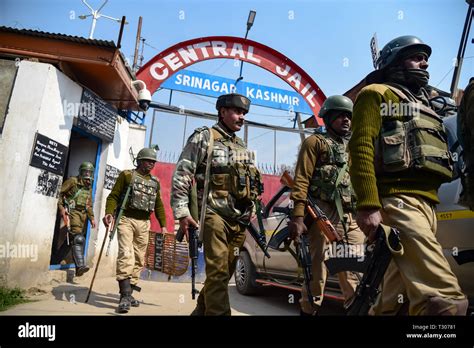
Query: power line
[[248, 120, 293, 142], [143, 40, 160, 51], [435, 66, 455, 88]]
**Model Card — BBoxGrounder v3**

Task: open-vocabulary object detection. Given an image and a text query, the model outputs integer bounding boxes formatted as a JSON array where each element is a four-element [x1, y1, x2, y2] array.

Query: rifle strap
[[256, 199, 265, 234], [334, 163, 349, 238], [198, 127, 215, 242]]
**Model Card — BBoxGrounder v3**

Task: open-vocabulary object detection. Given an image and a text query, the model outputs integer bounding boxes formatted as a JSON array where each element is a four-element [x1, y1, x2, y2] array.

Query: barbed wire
[[156, 150, 293, 176]]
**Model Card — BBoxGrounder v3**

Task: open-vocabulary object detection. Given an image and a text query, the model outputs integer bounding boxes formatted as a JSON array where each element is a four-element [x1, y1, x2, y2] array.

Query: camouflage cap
[[216, 93, 251, 114]]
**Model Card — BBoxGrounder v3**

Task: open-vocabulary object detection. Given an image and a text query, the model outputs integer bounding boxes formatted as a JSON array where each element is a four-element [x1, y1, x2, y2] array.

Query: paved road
[[1, 275, 345, 316]]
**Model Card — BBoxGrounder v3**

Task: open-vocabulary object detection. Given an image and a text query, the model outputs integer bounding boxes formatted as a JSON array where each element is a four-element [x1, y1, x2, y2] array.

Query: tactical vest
[[128, 171, 159, 212], [309, 135, 356, 211], [197, 126, 263, 218], [65, 177, 91, 211], [374, 85, 454, 181]]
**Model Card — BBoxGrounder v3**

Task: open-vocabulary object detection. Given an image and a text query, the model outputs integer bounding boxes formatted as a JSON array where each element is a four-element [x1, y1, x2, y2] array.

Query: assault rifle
[[345, 225, 402, 315], [280, 171, 341, 243], [268, 207, 316, 313], [176, 225, 200, 299], [244, 221, 271, 259], [297, 233, 314, 308]]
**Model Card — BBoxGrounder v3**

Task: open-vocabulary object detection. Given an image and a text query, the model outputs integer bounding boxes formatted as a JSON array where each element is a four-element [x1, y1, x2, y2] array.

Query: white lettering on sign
[[245, 86, 300, 107], [163, 52, 183, 71], [275, 64, 317, 107], [144, 39, 322, 120], [305, 90, 317, 107], [288, 72, 302, 89], [150, 62, 169, 80], [276, 64, 291, 76], [230, 43, 245, 58], [211, 41, 228, 56], [178, 45, 199, 64], [193, 41, 211, 58], [246, 46, 261, 64]]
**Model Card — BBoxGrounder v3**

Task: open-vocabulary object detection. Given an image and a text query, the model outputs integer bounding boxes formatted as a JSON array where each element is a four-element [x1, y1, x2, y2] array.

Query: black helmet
[[376, 35, 431, 70], [216, 93, 251, 114], [318, 95, 353, 125]]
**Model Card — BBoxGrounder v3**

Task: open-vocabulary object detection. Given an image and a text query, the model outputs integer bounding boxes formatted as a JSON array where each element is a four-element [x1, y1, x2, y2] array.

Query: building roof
[[0, 26, 116, 48], [0, 26, 140, 111]]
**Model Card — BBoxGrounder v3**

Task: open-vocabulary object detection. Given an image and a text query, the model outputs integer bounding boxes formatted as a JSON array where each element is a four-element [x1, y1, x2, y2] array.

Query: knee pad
[[73, 234, 85, 246]]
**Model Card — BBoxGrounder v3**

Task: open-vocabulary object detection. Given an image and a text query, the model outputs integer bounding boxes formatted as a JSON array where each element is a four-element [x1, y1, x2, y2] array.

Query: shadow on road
[[229, 284, 346, 316]]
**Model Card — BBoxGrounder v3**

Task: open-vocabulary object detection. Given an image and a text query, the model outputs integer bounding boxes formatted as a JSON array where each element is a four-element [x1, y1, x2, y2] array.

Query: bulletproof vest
[[374, 85, 454, 182], [65, 177, 91, 210], [128, 171, 159, 212], [197, 126, 263, 218], [309, 134, 356, 211]]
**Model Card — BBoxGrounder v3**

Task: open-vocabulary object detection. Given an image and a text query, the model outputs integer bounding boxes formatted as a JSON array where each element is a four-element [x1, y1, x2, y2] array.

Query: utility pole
[[133, 17, 143, 72], [450, 0, 473, 99]]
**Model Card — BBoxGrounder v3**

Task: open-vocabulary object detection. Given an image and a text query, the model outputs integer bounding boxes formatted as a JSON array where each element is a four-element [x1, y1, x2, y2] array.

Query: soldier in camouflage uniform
[[288, 95, 365, 315], [103, 147, 168, 314], [58, 161, 96, 277], [171, 93, 263, 316]]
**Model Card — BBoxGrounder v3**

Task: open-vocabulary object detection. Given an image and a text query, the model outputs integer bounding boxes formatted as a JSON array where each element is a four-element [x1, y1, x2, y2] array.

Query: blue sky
[[1, 0, 472, 169]]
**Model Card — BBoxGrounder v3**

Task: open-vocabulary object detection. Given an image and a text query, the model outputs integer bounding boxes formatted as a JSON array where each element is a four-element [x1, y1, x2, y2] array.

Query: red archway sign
[[137, 36, 326, 126]]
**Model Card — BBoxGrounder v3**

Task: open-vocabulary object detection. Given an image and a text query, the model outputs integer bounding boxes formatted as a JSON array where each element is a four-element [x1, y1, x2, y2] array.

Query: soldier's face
[[138, 159, 155, 174], [403, 53, 429, 70], [221, 107, 246, 132], [330, 112, 351, 135]]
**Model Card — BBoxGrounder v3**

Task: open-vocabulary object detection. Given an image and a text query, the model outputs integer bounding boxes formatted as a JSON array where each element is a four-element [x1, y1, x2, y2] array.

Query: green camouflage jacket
[[171, 122, 257, 222]]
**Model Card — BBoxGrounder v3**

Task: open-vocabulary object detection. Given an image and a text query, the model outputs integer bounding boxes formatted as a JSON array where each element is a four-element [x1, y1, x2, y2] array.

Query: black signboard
[[30, 133, 68, 176], [104, 164, 120, 190], [77, 88, 117, 142]]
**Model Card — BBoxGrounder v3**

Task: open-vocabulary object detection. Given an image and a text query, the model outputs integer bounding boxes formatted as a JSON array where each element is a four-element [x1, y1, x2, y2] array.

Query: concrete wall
[[0, 61, 77, 287], [0, 59, 146, 289]]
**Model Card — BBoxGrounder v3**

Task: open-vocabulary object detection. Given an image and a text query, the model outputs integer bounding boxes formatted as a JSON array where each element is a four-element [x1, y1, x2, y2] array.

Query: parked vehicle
[[235, 114, 474, 311]]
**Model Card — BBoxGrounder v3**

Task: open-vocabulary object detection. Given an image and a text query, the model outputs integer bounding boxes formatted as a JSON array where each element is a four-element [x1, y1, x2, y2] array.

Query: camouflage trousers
[[300, 209, 365, 314], [193, 210, 246, 316], [371, 194, 468, 315], [116, 216, 150, 287]]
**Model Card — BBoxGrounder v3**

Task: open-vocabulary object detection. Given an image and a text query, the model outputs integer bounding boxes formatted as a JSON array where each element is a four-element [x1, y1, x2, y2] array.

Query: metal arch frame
[[137, 36, 326, 126]]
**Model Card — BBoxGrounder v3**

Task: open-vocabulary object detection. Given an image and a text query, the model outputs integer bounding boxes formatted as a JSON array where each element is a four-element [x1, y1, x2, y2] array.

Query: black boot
[[71, 235, 89, 277], [118, 279, 132, 314], [130, 284, 141, 307]]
